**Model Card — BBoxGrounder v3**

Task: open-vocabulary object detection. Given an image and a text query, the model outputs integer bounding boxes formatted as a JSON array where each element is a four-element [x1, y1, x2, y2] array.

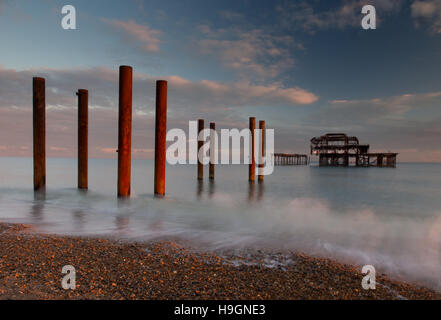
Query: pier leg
[[209, 122, 215, 180], [377, 155, 383, 167], [33, 77, 46, 191], [117, 66, 133, 197], [249, 117, 256, 181], [197, 119, 204, 180], [77, 89, 88, 190], [258, 120, 265, 182], [154, 80, 167, 196]]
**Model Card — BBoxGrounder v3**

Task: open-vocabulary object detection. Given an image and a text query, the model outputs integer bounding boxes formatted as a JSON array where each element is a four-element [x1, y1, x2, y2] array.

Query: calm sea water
[[1, 157, 441, 289]]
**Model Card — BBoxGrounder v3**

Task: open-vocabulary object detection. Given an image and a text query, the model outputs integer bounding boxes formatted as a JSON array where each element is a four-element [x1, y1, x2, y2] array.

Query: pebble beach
[[0, 222, 439, 300]]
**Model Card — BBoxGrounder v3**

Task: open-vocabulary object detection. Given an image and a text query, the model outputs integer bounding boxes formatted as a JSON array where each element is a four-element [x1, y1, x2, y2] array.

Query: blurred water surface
[[1, 157, 441, 289]]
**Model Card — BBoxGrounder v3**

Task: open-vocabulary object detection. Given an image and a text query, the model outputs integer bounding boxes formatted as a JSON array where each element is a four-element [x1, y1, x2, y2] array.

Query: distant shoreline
[[0, 222, 439, 300]]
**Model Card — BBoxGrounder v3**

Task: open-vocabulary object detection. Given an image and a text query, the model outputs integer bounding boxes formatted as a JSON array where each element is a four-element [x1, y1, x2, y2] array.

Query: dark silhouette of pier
[[310, 133, 398, 167]]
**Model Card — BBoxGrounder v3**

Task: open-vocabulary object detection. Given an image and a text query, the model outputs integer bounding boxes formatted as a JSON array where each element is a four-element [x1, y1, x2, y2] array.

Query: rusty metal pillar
[[249, 117, 256, 182], [77, 89, 88, 189], [377, 155, 383, 167], [197, 119, 204, 180], [209, 122, 215, 180], [258, 120, 265, 182], [154, 80, 167, 196], [117, 66, 133, 197], [33, 77, 46, 191]]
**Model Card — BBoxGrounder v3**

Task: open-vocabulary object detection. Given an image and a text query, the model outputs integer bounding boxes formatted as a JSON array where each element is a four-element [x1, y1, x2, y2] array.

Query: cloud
[[268, 90, 441, 162], [1, 65, 440, 162], [276, 0, 403, 32], [198, 25, 298, 80], [134, 0, 145, 12], [103, 19, 161, 53], [298, 91, 441, 161], [168, 78, 318, 107], [412, 0, 441, 33], [0, 66, 317, 158], [327, 91, 441, 121], [0, 66, 317, 112], [0, 0, 7, 13], [218, 10, 244, 21]]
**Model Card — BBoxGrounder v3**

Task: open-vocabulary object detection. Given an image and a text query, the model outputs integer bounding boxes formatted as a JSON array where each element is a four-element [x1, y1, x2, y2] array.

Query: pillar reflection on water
[[208, 180, 216, 199], [197, 180, 204, 200], [247, 180, 265, 202], [115, 197, 132, 233], [248, 181, 255, 202], [257, 181, 265, 201], [72, 209, 86, 232], [30, 190, 46, 221]]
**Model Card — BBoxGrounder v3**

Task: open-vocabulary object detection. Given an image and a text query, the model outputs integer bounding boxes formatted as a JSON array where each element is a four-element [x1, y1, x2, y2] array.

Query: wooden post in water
[[249, 117, 256, 182], [33, 77, 46, 191], [258, 120, 265, 182], [197, 119, 204, 180], [154, 80, 167, 196], [209, 122, 215, 180], [77, 89, 88, 189], [117, 66, 133, 197]]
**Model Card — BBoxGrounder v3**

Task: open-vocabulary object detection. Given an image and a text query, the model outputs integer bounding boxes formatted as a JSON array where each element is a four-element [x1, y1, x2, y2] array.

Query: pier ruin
[[310, 133, 398, 167], [273, 154, 308, 166]]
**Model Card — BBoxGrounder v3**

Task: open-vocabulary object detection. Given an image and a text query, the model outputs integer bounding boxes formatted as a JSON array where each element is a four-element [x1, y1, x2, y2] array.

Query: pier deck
[[310, 133, 398, 167]]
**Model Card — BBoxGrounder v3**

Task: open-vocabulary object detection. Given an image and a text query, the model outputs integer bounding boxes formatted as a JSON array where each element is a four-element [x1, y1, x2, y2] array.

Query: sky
[[0, 0, 441, 161]]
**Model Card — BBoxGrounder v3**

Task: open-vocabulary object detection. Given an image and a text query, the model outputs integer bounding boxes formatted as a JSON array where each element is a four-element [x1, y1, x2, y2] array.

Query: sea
[[0, 157, 440, 290]]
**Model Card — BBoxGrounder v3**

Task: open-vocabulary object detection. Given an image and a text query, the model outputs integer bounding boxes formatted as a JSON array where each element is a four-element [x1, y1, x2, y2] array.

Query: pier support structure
[[33, 77, 46, 191], [154, 80, 167, 196], [249, 117, 256, 182], [273, 154, 308, 165], [77, 89, 88, 189], [197, 119, 204, 180], [258, 120, 265, 182], [117, 66, 133, 197], [311, 133, 397, 167], [209, 122, 215, 180]]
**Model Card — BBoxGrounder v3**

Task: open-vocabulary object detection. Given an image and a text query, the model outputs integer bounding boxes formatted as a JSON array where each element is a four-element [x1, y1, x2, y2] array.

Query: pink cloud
[[198, 28, 296, 80], [412, 0, 441, 33], [0, 65, 317, 159], [195, 80, 318, 105], [103, 19, 161, 52]]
